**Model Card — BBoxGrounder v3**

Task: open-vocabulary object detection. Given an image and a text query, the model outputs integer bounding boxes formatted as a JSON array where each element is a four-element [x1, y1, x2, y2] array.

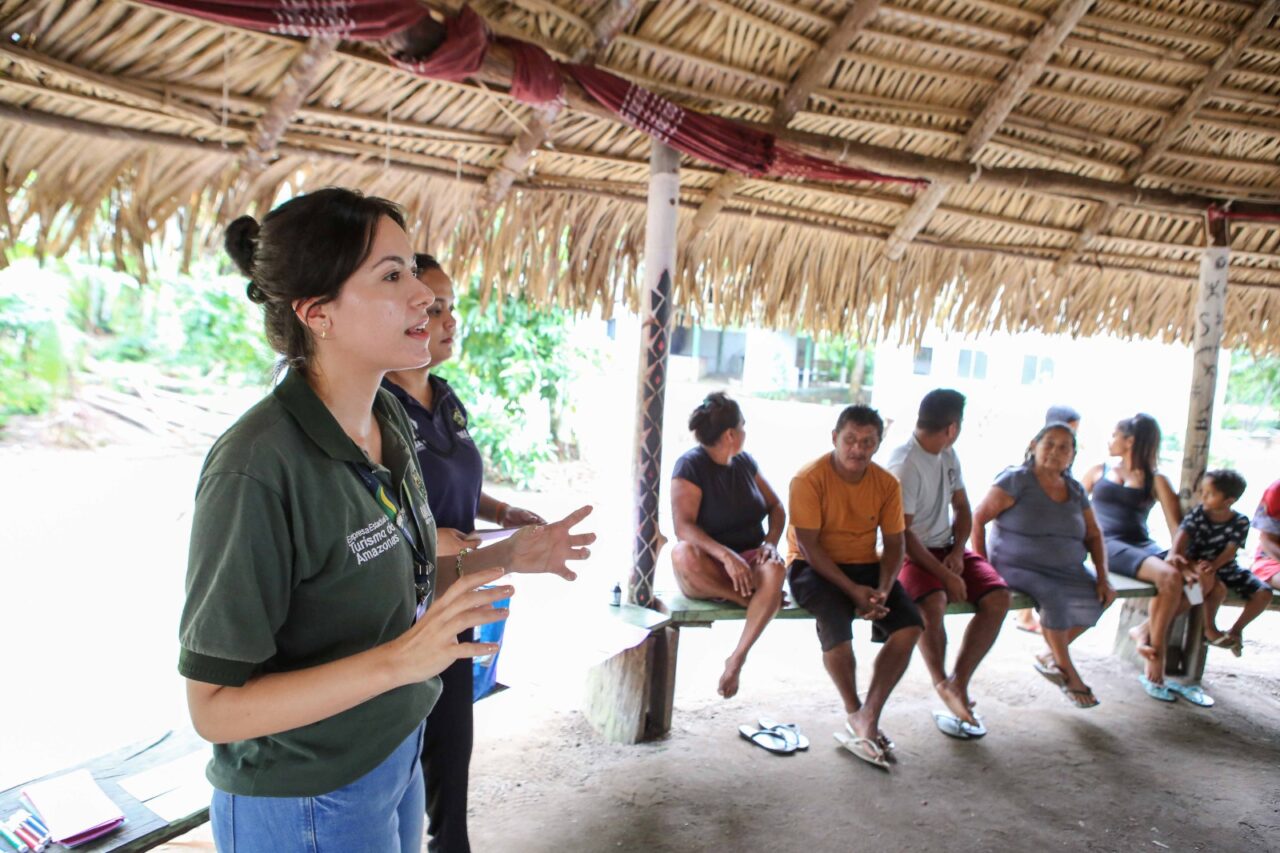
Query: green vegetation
[[1224, 351, 1280, 431], [0, 252, 585, 483], [435, 287, 590, 486]]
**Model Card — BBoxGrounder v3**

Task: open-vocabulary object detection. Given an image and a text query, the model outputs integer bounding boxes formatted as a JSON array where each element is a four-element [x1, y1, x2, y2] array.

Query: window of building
[[1021, 355, 1055, 384], [957, 349, 987, 380], [912, 346, 933, 375]]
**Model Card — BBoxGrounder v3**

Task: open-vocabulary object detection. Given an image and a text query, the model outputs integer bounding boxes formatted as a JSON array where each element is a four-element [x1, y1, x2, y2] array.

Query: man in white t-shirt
[[887, 389, 1010, 738]]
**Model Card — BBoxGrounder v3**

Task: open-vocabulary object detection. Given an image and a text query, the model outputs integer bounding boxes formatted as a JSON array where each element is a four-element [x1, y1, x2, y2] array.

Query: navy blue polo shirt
[[383, 375, 485, 533]]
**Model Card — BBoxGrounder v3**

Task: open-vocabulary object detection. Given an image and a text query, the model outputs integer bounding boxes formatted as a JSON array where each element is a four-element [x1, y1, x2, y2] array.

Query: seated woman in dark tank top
[[1082, 414, 1188, 702], [670, 393, 786, 698]]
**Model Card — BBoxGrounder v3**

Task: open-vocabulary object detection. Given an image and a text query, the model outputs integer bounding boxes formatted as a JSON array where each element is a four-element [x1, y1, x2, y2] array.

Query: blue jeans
[[210, 722, 426, 852]]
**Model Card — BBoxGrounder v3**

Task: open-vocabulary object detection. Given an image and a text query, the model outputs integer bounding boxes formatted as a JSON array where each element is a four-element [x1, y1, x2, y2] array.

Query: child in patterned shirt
[[1171, 469, 1274, 656]]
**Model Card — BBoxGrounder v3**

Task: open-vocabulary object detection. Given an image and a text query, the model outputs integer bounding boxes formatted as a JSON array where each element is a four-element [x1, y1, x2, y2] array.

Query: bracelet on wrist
[[456, 547, 475, 577], [493, 501, 510, 524]]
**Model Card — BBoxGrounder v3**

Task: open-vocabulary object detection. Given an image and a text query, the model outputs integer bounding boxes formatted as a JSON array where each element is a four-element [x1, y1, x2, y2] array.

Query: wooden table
[[0, 729, 209, 852]]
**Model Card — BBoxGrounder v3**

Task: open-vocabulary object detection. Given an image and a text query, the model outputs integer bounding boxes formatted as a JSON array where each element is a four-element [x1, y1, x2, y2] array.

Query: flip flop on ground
[[960, 714, 987, 738], [1167, 681, 1215, 707], [759, 717, 809, 751], [833, 731, 890, 770], [875, 731, 898, 762], [738, 724, 797, 755]]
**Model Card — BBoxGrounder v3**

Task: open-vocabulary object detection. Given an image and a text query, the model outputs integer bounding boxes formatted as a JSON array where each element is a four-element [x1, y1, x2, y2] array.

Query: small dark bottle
[[610, 582, 622, 607]]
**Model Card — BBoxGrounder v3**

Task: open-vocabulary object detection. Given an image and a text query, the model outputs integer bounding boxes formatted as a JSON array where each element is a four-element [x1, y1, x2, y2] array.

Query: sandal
[[1033, 656, 1067, 687], [738, 724, 797, 755], [876, 730, 897, 761], [1167, 682, 1215, 707], [1060, 684, 1100, 709], [833, 731, 890, 770], [1138, 674, 1176, 703], [759, 717, 809, 751]]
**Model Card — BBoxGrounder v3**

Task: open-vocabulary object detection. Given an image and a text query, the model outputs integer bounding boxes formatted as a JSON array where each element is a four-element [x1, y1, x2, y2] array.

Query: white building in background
[[872, 331, 1232, 489]]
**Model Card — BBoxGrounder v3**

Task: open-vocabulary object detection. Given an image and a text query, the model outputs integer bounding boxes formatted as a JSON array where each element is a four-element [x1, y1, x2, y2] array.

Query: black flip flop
[[738, 724, 797, 755]]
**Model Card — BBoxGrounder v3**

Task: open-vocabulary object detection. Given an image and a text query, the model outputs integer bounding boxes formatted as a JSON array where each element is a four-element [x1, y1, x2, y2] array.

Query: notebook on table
[[21, 769, 125, 847]]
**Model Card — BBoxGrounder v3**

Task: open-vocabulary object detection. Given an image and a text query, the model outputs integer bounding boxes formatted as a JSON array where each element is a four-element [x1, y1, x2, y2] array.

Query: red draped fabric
[[388, 4, 490, 81], [133, 2, 920, 184], [138, 0, 426, 39]]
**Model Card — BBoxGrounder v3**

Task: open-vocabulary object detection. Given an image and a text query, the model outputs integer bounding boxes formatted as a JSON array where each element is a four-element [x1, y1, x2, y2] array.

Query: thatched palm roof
[[2, 0, 1279, 350]]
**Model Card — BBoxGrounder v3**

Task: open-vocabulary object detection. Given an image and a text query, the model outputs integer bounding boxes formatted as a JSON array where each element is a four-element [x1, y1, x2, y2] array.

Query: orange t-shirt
[[784, 455, 905, 565]]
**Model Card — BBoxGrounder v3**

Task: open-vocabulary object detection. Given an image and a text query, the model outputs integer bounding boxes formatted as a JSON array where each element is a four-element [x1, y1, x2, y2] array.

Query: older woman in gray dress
[[972, 423, 1117, 708]]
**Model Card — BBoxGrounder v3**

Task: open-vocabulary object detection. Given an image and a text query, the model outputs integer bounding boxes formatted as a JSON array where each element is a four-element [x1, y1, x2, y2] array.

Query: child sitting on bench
[[1172, 469, 1274, 656]]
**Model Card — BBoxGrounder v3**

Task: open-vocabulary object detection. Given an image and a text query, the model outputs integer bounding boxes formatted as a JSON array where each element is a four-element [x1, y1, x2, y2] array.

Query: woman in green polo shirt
[[179, 188, 594, 851]]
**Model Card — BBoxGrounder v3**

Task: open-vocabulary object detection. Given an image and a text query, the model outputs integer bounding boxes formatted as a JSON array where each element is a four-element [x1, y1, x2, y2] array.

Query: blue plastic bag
[[472, 590, 510, 702]]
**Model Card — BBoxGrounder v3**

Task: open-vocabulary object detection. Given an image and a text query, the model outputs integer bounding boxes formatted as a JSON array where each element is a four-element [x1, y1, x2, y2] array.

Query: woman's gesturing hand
[[387, 568, 512, 686], [504, 505, 596, 580]]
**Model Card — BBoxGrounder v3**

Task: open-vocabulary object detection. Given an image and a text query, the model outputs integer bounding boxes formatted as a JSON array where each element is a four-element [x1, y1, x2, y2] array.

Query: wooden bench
[[585, 574, 1276, 744], [0, 729, 209, 852]]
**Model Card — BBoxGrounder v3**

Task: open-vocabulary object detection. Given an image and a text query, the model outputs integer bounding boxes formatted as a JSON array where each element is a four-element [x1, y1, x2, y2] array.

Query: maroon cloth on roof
[[500, 38, 566, 105], [566, 63, 776, 174], [389, 4, 490, 81], [137, 0, 426, 39]]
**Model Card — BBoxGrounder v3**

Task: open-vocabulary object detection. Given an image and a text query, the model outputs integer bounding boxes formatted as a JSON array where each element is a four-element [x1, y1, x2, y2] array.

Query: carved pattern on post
[[1178, 243, 1230, 508], [630, 141, 679, 608], [630, 272, 671, 608]]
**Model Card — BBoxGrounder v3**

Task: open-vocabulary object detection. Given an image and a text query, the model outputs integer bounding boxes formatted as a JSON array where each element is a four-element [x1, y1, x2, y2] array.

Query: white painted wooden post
[[629, 141, 680, 608], [1173, 216, 1230, 680]]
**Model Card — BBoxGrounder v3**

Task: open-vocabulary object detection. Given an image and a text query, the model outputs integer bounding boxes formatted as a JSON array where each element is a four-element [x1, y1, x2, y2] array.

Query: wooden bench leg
[[583, 626, 680, 744]]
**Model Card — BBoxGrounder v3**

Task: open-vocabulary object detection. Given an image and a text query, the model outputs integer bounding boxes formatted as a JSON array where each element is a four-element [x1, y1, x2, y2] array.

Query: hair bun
[[245, 281, 268, 304], [225, 215, 260, 278]]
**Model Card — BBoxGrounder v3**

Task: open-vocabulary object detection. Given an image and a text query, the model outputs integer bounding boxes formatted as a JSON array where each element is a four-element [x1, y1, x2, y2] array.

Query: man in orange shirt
[[787, 405, 923, 769]]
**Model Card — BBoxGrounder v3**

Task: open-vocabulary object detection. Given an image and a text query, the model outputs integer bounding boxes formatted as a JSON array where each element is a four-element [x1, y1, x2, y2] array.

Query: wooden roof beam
[[242, 34, 338, 173], [1050, 0, 1280, 278], [688, 0, 885, 239], [882, 0, 1095, 262], [479, 0, 640, 209]]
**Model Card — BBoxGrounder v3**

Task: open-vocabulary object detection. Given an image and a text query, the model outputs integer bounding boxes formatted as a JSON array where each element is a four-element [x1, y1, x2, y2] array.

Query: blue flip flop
[[932, 711, 971, 739], [1138, 675, 1176, 702], [1167, 682, 1215, 707]]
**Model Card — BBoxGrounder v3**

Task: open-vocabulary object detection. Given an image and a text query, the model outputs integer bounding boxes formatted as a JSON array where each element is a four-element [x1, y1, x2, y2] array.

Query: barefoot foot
[[935, 678, 977, 726], [1128, 625, 1157, 661], [718, 656, 744, 698]]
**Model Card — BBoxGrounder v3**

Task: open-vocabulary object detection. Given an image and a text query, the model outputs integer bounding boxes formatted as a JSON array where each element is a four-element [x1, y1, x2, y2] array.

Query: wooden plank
[[0, 729, 209, 853], [608, 602, 672, 632]]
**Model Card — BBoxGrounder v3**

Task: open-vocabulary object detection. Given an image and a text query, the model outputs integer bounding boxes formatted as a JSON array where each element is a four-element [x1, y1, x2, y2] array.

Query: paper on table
[[21, 769, 124, 844], [142, 781, 213, 823], [119, 751, 209, 802]]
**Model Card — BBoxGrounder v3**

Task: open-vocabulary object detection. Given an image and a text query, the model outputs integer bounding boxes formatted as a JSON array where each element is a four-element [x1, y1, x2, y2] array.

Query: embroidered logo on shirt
[[345, 516, 402, 565]]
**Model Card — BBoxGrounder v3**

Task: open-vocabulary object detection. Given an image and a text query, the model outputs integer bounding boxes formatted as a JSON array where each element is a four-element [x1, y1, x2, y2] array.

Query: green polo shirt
[[178, 369, 440, 797]]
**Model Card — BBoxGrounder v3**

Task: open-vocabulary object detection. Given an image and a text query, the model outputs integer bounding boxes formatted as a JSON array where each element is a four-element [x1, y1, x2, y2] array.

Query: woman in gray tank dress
[[1081, 414, 1185, 701], [973, 423, 1116, 708]]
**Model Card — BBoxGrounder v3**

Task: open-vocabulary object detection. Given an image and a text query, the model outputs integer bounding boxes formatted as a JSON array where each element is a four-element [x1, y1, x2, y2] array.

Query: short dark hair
[[1204, 469, 1247, 500], [688, 392, 743, 446], [835, 404, 884, 439], [415, 253, 443, 275], [917, 389, 965, 432], [225, 187, 406, 373]]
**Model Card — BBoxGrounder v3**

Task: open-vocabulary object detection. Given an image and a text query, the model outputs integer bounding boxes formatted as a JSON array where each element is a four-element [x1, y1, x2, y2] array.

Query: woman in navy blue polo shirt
[[384, 254, 544, 853]]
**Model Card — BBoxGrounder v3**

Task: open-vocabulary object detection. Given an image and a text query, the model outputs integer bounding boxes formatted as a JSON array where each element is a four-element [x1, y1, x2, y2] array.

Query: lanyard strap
[[348, 462, 434, 596]]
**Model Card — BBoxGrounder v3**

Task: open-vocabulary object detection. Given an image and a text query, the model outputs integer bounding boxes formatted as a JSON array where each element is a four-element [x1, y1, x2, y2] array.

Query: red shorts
[[1252, 555, 1280, 583], [899, 547, 1007, 604]]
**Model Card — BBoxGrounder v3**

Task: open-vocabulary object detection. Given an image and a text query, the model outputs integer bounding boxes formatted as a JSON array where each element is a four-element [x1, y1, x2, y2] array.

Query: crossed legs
[[1130, 556, 1184, 682], [823, 626, 922, 742], [671, 542, 786, 697]]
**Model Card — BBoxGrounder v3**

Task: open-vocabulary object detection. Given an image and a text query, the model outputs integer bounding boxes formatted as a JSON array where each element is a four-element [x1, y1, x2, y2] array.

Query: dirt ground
[[460, 615, 1280, 853]]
